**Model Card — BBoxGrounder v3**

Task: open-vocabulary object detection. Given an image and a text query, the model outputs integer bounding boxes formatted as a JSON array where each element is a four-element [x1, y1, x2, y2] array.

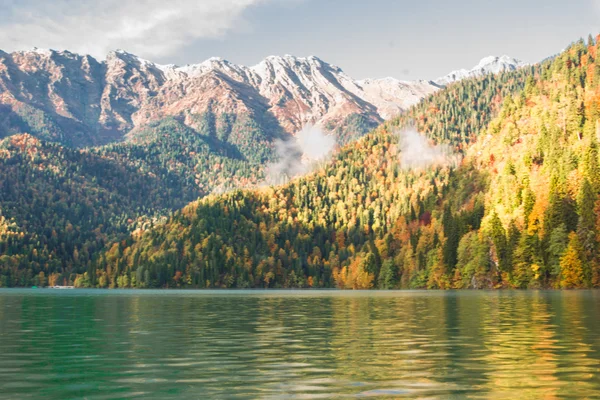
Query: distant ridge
[[435, 55, 525, 85], [0, 48, 523, 148]]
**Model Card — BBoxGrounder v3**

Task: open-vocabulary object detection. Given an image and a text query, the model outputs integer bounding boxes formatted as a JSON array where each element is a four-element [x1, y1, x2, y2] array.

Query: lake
[[0, 290, 599, 399]]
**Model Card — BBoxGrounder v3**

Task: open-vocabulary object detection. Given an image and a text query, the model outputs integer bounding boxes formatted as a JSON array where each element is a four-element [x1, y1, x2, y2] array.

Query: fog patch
[[265, 124, 336, 185], [396, 128, 457, 170]]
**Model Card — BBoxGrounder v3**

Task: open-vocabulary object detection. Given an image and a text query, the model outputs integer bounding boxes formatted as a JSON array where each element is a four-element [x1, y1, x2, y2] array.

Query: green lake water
[[0, 289, 599, 399]]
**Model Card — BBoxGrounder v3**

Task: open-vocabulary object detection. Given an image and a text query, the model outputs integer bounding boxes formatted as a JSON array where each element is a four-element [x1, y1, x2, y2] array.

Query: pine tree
[[547, 223, 569, 279], [512, 232, 537, 288], [377, 260, 397, 289], [489, 211, 509, 272], [442, 205, 459, 271], [577, 179, 597, 271], [593, 199, 600, 287], [583, 137, 600, 190]]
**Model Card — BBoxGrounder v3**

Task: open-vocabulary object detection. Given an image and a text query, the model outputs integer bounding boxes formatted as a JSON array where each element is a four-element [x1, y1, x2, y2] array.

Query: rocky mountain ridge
[[0, 48, 523, 148]]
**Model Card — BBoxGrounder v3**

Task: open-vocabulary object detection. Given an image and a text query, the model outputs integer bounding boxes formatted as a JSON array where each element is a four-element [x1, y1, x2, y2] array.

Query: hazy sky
[[1, 0, 599, 80]]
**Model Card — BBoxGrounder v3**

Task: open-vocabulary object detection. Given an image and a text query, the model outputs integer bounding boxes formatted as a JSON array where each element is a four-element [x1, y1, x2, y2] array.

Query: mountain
[[0, 48, 166, 147], [0, 56, 534, 288], [0, 50, 411, 148], [0, 48, 523, 151], [435, 55, 526, 86]]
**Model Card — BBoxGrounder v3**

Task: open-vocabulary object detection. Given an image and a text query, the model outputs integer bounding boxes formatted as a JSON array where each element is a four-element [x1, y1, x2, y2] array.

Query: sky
[[0, 0, 599, 80]]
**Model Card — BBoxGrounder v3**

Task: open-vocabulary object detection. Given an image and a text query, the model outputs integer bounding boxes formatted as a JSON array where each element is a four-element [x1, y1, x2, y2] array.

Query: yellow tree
[[350, 255, 374, 289], [560, 232, 585, 289]]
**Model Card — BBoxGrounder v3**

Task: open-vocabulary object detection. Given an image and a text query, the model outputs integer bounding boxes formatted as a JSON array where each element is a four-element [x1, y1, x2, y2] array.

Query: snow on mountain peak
[[13, 47, 68, 59], [109, 50, 154, 66], [30, 47, 54, 57], [357, 77, 416, 86], [475, 55, 524, 70], [257, 54, 326, 69], [355, 78, 440, 119], [1, 46, 528, 139], [435, 55, 525, 86], [97, 51, 523, 126]]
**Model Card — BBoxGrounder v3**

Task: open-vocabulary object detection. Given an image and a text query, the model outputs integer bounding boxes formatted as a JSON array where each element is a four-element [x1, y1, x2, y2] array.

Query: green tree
[[377, 260, 398, 289], [455, 231, 490, 288]]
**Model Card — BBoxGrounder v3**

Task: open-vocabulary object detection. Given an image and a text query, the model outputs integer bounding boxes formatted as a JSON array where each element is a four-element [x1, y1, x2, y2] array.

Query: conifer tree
[[577, 179, 597, 274], [442, 205, 459, 271]]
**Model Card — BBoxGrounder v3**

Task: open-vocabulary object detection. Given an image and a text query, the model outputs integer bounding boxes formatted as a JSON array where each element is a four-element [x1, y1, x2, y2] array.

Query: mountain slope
[[0, 49, 168, 147], [394, 65, 535, 148], [0, 133, 202, 286], [354, 78, 441, 119]]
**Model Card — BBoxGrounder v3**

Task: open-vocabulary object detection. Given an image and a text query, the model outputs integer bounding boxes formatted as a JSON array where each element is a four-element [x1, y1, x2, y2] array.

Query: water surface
[[0, 289, 599, 399]]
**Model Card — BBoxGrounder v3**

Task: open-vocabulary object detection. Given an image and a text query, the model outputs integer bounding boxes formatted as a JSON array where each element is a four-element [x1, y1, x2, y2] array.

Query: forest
[[2, 36, 600, 289]]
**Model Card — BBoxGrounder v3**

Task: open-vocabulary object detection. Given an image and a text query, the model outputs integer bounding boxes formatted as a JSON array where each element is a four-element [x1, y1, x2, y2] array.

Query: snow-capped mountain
[[149, 54, 385, 135], [144, 54, 440, 133], [0, 48, 524, 148], [355, 78, 441, 120], [435, 55, 526, 86]]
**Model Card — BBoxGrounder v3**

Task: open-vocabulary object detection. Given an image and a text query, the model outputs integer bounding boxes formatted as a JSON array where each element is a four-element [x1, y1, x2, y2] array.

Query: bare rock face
[[0, 49, 107, 145], [101, 50, 167, 133], [0, 49, 445, 148], [249, 55, 381, 132], [0, 48, 170, 146]]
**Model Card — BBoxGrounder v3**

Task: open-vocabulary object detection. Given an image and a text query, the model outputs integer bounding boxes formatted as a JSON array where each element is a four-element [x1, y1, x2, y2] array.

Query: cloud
[[295, 124, 336, 160], [265, 124, 336, 185], [396, 128, 458, 170], [0, 0, 285, 59]]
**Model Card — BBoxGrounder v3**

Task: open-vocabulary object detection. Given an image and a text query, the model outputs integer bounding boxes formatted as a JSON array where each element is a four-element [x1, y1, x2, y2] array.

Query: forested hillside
[[98, 117, 268, 196], [78, 53, 548, 289], [0, 134, 193, 286], [5, 36, 599, 289], [93, 37, 600, 290], [0, 115, 274, 287], [393, 64, 536, 149], [466, 36, 600, 288]]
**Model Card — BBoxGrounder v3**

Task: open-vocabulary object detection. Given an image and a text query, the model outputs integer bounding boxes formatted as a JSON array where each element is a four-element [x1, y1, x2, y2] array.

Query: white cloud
[[295, 124, 336, 160], [0, 0, 285, 59]]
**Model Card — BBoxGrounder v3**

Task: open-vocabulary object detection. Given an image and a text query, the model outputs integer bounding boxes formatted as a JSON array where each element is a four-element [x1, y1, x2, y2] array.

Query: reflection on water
[[0, 290, 599, 399]]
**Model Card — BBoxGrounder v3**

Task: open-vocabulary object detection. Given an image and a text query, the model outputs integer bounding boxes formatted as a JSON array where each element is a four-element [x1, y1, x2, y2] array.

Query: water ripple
[[0, 289, 599, 399]]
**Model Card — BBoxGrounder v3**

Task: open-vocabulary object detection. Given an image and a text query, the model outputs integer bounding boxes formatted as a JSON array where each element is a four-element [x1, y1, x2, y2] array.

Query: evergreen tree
[[442, 205, 459, 271], [377, 260, 397, 289], [577, 179, 597, 279]]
